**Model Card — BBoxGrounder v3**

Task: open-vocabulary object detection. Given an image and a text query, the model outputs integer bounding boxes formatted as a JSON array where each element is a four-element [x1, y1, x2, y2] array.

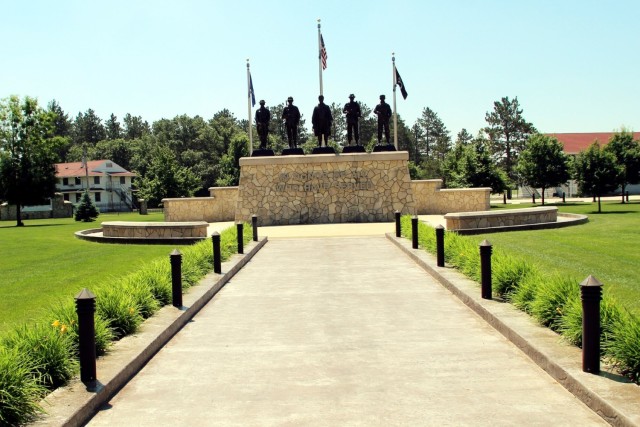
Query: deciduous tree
[[0, 95, 58, 226], [604, 130, 640, 203], [572, 142, 621, 212], [516, 134, 570, 205]]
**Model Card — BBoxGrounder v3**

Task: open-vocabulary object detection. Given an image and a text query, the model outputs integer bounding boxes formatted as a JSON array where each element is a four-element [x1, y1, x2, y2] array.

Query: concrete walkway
[[87, 236, 605, 426]]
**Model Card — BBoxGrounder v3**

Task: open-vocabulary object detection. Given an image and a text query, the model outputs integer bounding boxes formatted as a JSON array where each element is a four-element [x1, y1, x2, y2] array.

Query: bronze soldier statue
[[373, 94, 392, 145], [282, 96, 301, 148], [343, 94, 361, 146], [254, 100, 270, 149], [312, 95, 332, 147]]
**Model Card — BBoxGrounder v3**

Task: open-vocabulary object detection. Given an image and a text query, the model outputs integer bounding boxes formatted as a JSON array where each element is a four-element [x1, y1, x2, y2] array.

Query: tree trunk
[[597, 195, 602, 213], [16, 204, 24, 227], [541, 187, 546, 205], [621, 184, 626, 203]]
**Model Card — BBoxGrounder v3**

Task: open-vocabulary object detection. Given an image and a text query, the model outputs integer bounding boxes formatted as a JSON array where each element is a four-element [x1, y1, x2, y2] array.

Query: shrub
[[0, 347, 47, 426], [2, 324, 77, 390]]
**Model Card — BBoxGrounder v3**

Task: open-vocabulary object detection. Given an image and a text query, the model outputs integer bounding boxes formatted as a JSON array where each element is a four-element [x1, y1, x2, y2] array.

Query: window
[[75, 193, 81, 203], [95, 192, 101, 202], [63, 193, 69, 201], [63, 178, 69, 186], [93, 176, 100, 185], [120, 176, 126, 185], [75, 177, 81, 185]]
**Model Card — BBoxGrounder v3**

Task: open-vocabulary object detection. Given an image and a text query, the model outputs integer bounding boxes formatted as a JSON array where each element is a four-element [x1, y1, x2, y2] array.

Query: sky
[[2, 0, 639, 138]]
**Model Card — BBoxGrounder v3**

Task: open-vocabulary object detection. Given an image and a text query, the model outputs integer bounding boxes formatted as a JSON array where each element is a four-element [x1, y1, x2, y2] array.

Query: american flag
[[320, 34, 327, 70]]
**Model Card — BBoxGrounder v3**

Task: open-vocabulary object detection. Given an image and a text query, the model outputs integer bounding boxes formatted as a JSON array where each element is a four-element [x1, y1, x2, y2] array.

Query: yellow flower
[[129, 307, 135, 315], [60, 324, 68, 334], [52, 320, 61, 328]]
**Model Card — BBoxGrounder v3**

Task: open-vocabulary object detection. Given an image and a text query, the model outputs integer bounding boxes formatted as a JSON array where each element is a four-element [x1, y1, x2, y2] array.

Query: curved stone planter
[[75, 221, 209, 244]]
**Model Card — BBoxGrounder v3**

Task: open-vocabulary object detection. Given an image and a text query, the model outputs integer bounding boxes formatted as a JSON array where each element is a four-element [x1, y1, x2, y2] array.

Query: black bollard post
[[562, 193, 566, 203], [75, 288, 97, 385], [503, 193, 507, 204], [411, 216, 419, 249], [580, 275, 603, 374], [395, 210, 401, 238], [435, 225, 445, 267], [237, 223, 244, 254], [251, 215, 258, 241], [479, 240, 492, 299], [212, 232, 221, 274], [532, 193, 536, 204], [170, 249, 182, 308]]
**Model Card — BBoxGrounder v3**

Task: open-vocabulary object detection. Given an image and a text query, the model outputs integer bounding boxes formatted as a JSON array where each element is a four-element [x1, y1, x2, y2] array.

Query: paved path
[[88, 237, 605, 426]]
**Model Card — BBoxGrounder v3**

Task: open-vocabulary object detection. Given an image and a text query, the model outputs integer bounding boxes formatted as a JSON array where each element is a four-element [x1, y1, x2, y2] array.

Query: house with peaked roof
[[55, 160, 137, 212]]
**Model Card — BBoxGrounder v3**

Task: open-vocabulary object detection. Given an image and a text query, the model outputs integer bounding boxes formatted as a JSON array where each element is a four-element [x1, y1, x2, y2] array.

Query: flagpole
[[318, 19, 323, 96], [392, 53, 398, 150], [246, 59, 253, 155]]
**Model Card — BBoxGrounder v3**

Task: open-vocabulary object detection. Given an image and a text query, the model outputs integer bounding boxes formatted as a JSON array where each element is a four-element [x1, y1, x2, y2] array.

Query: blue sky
[[2, 0, 638, 137]]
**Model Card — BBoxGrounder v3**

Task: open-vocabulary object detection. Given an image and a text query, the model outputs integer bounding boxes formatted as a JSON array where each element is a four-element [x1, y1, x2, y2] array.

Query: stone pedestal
[[235, 152, 415, 226], [138, 199, 148, 215]]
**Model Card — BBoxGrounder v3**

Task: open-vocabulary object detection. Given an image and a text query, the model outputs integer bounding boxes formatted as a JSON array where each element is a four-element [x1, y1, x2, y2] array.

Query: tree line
[[2, 94, 640, 224]]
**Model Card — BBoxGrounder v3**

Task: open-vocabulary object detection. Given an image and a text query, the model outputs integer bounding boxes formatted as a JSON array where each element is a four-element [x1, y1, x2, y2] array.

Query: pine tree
[[75, 191, 99, 222]]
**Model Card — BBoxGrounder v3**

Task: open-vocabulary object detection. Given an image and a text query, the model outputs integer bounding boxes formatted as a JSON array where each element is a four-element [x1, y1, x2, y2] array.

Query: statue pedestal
[[311, 146, 336, 155], [251, 148, 275, 157], [281, 148, 304, 156], [342, 145, 366, 154], [235, 152, 415, 226]]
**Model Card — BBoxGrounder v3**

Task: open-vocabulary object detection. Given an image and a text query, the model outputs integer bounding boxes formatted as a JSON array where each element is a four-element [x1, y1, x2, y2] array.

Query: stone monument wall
[[163, 186, 237, 223], [411, 180, 490, 214], [235, 152, 415, 225]]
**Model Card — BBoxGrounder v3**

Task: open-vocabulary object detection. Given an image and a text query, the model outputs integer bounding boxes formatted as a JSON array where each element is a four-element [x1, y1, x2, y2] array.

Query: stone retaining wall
[[445, 206, 558, 231], [163, 187, 237, 222], [0, 193, 73, 221], [235, 152, 415, 225], [102, 221, 208, 238], [412, 180, 491, 214]]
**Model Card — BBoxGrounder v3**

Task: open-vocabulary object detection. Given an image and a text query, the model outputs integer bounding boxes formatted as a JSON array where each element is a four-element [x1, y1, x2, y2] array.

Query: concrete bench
[[444, 207, 558, 232]]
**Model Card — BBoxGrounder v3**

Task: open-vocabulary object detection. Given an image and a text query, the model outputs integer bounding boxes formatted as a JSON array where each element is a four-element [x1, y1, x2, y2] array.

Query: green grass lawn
[[0, 213, 191, 333], [477, 200, 640, 315]]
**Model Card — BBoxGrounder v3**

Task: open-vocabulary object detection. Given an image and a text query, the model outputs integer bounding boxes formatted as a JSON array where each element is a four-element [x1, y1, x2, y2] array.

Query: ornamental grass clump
[[136, 260, 172, 306], [606, 313, 640, 383], [48, 302, 114, 356], [0, 347, 47, 426], [559, 292, 624, 350], [95, 287, 143, 339], [492, 253, 537, 299], [1, 324, 77, 390], [529, 274, 579, 332]]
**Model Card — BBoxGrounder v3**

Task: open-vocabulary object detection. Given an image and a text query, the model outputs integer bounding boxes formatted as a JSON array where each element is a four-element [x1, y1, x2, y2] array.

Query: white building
[[55, 160, 137, 212]]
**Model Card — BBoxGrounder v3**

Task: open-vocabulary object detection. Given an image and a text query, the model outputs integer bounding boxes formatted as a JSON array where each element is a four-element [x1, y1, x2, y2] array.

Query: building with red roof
[[54, 159, 137, 212], [545, 132, 640, 155]]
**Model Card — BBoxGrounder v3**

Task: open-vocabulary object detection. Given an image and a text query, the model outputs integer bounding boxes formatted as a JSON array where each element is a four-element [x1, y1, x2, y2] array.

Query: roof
[[546, 132, 640, 155], [54, 160, 136, 178]]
